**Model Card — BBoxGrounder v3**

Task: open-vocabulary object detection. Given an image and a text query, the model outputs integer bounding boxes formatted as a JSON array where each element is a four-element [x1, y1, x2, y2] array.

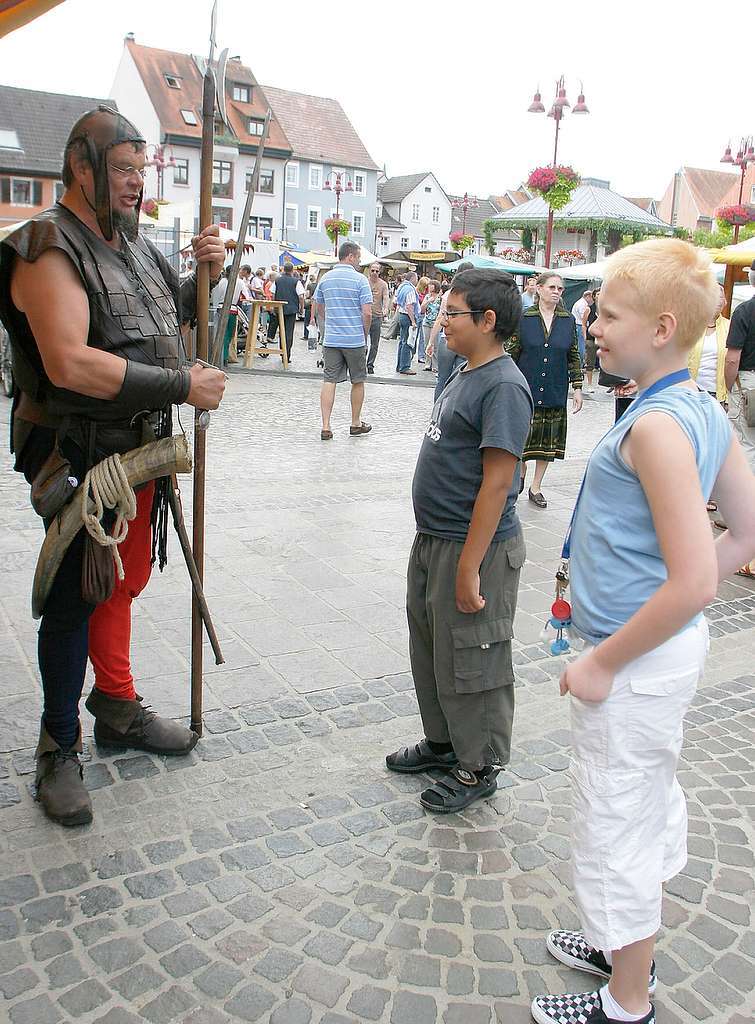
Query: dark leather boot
[[35, 724, 93, 827], [85, 688, 198, 755]]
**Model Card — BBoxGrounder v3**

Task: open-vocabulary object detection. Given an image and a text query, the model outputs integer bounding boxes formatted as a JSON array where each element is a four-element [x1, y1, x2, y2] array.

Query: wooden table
[[243, 300, 288, 369]]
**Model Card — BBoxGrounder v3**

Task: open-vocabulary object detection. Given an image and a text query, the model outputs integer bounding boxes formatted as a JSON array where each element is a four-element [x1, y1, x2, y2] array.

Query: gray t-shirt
[[412, 354, 533, 542]]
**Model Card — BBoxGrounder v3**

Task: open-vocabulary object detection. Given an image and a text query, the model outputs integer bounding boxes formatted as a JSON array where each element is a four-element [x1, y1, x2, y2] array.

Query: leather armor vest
[[0, 203, 196, 426]]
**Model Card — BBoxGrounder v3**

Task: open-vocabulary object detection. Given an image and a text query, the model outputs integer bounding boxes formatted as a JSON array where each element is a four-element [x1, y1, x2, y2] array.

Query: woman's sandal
[[735, 565, 755, 580], [528, 489, 547, 509], [706, 501, 718, 513], [419, 766, 499, 813], [385, 738, 458, 774]]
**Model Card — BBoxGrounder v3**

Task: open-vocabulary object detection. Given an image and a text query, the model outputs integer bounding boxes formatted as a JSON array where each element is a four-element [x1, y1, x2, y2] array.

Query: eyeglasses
[[108, 162, 147, 181], [440, 309, 485, 322]]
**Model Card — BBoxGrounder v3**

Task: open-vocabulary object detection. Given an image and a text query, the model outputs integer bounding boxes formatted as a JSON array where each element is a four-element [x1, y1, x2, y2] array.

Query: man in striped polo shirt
[[314, 241, 373, 440]]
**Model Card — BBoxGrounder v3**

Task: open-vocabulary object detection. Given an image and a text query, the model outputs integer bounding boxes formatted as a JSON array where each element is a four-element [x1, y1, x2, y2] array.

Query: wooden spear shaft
[[190, 63, 217, 736]]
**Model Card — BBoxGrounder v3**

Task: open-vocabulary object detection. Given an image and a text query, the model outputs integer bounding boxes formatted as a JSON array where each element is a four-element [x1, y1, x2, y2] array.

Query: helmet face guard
[[64, 106, 146, 241]]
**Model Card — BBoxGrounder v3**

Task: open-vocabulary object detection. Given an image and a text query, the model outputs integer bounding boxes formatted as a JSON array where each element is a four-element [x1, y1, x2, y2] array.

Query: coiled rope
[[80, 453, 137, 581]]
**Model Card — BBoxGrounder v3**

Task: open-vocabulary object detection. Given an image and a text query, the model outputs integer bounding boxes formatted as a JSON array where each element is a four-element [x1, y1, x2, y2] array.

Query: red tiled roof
[[126, 41, 291, 153], [682, 166, 739, 217], [260, 85, 378, 171], [625, 197, 654, 211]]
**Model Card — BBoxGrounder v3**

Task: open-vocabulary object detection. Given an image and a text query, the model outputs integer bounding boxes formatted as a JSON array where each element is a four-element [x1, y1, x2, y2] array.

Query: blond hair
[[601, 238, 718, 349]]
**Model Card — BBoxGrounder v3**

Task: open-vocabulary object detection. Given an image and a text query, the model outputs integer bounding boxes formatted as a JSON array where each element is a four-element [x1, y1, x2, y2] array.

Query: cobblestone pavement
[[0, 375, 752, 1024]]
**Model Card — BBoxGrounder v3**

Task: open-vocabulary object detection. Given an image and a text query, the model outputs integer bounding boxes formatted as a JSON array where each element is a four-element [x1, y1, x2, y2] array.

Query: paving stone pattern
[[0, 377, 753, 1023]]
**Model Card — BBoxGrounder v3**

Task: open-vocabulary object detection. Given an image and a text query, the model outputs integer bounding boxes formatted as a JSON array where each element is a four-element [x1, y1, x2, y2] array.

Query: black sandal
[[386, 738, 458, 774], [528, 489, 547, 509], [419, 766, 499, 813]]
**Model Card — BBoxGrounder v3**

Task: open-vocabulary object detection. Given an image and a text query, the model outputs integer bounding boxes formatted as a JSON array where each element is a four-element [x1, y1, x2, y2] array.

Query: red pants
[[87, 481, 154, 700]]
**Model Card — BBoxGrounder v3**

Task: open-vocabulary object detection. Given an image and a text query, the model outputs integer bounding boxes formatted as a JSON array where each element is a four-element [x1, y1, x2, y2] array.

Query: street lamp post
[[323, 171, 353, 256], [145, 143, 177, 201], [720, 136, 754, 316], [451, 192, 479, 237], [527, 77, 589, 267]]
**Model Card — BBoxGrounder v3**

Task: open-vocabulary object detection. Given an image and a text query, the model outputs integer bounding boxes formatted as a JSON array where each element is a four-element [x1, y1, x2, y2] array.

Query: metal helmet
[[63, 105, 146, 241]]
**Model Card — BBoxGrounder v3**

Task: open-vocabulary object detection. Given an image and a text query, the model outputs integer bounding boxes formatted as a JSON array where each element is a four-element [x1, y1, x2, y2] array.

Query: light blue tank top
[[570, 386, 732, 644]]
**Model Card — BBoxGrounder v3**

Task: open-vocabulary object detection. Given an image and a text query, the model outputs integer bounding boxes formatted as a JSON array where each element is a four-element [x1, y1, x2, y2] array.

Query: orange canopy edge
[[0, 0, 65, 38]]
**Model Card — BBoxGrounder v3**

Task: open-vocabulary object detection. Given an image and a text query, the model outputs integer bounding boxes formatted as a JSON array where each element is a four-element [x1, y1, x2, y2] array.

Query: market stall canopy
[[0, 0, 64, 37], [435, 254, 543, 276], [710, 237, 755, 267], [491, 183, 672, 235], [307, 245, 384, 268]]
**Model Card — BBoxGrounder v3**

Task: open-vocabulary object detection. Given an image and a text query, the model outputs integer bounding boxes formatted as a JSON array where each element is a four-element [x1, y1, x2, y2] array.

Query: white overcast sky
[[0, 0, 749, 201]]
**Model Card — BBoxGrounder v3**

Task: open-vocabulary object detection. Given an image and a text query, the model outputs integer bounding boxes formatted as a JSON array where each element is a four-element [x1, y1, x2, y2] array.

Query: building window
[[8, 178, 38, 206], [376, 202, 383, 218], [54, 181, 65, 202], [400, 236, 409, 250], [173, 158, 189, 186], [751, 185, 755, 205], [432, 206, 440, 224], [352, 212, 364, 236], [212, 207, 232, 229], [307, 206, 321, 231], [420, 238, 429, 250], [285, 205, 298, 230], [439, 240, 447, 251], [285, 162, 299, 187], [180, 109, 198, 126], [212, 160, 233, 198], [353, 172, 366, 196], [232, 83, 251, 103], [248, 118, 265, 136], [259, 169, 274, 194], [411, 203, 420, 221], [0, 128, 21, 150], [309, 164, 323, 190], [247, 216, 273, 239], [164, 74, 181, 89], [424, 186, 432, 193], [379, 235, 389, 248]]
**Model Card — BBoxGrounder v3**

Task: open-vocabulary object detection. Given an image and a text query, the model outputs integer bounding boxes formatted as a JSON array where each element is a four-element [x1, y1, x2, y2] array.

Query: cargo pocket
[[626, 666, 698, 751], [451, 617, 514, 694], [505, 536, 526, 571]]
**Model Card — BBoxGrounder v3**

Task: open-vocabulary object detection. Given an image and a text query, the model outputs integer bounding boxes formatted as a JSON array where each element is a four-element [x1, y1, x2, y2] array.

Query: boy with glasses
[[386, 269, 532, 812]]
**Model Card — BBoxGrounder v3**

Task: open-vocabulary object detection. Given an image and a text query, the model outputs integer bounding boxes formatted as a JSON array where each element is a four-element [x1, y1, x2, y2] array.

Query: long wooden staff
[[210, 109, 272, 367], [191, 3, 227, 735]]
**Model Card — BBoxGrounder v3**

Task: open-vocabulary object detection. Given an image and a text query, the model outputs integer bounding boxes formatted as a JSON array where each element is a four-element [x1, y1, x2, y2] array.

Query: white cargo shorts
[[569, 618, 708, 952]]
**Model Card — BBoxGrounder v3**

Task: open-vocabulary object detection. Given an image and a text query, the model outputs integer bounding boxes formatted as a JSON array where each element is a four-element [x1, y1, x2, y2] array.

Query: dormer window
[[165, 74, 181, 89], [248, 119, 265, 137], [232, 84, 251, 103], [181, 109, 198, 126]]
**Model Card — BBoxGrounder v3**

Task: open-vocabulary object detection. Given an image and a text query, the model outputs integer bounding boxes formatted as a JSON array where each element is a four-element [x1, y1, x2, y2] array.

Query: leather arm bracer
[[118, 359, 191, 411]]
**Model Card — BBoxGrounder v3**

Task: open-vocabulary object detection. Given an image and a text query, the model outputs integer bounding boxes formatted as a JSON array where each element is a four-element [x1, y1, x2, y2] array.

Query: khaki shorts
[[323, 345, 367, 384]]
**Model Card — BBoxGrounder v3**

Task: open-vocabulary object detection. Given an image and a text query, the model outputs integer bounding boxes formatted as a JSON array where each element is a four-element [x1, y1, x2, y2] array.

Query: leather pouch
[[81, 535, 115, 606], [30, 447, 78, 519]]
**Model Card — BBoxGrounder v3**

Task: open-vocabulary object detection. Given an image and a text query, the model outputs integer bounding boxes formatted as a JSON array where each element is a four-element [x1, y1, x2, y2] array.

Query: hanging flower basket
[[715, 204, 755, 229], [449, 231, 475, 253], [527, 165, 580, 211], [324, 217, 351, 244], [500, 247, 533, 263], [141, 198, 160, 220], [556, 248, 586, 265]]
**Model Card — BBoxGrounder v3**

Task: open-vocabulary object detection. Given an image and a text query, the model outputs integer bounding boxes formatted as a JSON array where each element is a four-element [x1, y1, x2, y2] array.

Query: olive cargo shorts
[[406, 531, 526, 771]]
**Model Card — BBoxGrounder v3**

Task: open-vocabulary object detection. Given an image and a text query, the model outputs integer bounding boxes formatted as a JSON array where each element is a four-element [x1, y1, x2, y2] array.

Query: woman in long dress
[[507, 271, 583, 508]]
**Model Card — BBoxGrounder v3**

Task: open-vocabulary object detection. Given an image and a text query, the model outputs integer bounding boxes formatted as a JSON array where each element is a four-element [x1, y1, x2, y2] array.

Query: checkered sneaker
[[546, 931, 657, 994], [531, 989, 655, 1024]]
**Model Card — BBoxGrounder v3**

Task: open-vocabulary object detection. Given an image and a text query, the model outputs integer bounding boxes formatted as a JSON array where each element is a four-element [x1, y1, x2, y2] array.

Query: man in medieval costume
[[0, 106, 227, 827]]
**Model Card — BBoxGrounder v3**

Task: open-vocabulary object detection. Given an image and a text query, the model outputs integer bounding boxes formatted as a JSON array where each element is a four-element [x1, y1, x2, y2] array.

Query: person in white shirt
[[571, 289, 593, 370]]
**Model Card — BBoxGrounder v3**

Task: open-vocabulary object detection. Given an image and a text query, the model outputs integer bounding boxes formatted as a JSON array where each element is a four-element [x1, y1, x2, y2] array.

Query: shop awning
[[0, 0, 64, 37], [710, 237, 755, 267]]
